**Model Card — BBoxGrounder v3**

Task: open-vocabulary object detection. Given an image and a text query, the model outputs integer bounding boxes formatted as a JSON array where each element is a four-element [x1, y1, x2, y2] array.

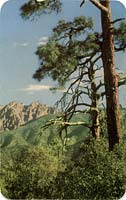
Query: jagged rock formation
[[0, 101, 54, 131]]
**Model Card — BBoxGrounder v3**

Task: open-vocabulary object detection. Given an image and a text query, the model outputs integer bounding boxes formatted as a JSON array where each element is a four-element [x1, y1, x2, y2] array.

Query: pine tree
[[21, 0, 126, 149]]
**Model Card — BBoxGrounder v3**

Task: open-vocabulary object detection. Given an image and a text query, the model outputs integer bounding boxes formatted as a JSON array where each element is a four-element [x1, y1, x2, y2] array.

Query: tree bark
[[90, 83, 100, 139], [88, 63, 100, 139], [100, 0, 121, 150]]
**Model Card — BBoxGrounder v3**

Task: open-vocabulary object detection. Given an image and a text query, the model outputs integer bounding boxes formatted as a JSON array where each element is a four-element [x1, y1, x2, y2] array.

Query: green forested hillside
[[0, 113, 90, 150], [1, 108, 126, 151], [1, 108, 126, 150]]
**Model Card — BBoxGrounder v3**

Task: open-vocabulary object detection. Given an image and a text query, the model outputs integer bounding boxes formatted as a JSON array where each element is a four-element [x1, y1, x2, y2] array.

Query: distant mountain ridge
[[0, 101, 55, 131]]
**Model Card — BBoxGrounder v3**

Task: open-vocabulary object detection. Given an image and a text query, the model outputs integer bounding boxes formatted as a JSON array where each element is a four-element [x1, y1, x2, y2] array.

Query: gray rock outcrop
[[0, 101, 54, 131]]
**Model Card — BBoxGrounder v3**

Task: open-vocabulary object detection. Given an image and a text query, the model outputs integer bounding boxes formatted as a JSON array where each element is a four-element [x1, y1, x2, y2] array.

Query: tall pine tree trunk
[[100, 0, 121, 150]]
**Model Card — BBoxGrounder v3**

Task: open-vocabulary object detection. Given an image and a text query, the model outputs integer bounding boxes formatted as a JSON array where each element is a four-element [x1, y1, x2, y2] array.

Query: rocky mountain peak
[[0, 101, 54, 131]]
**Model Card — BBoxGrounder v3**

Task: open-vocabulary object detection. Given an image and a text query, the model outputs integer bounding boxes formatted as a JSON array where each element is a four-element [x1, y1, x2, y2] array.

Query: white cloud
[[15, 84, 66, 94], [37, 36, 48, 45], [19, 84, 51, 92], [13, 42, 29, 47]]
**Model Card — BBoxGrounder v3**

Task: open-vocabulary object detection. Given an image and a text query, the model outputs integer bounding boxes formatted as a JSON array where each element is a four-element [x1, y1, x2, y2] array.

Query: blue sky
[[0, 0, 126, 106]]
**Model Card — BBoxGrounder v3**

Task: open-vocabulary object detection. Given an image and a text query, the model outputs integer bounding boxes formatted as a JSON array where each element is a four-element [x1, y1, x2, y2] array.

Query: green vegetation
[[1, 146, 65, 199], [0, 113, 89, 149], [51, 139, 126, 200], [0, 110, 126, 199]]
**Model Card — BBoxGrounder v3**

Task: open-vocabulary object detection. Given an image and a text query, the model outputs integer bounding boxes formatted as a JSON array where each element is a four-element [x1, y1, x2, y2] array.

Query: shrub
[[51, 138, 126, 200], [1, 146, 65, 199], [1, 138, 126, 200]]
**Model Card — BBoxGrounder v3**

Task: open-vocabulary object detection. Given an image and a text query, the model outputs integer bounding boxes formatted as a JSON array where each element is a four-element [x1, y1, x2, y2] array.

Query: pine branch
[[80, 0, 85, 7], [117, 73, 126, 87], [111, 18, 125, 24], [114, 45, 126, 52], [96, 80, 104, 90], [42, 119, 91, 130], [90, 0, 108, 13], [118, 78, 126, 87], [67, 103, 91, 113]]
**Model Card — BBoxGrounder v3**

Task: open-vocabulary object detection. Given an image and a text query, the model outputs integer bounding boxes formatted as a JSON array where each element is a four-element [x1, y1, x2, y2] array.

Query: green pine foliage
[[34, 16, 98, 86], [114, 21, 126, 50], [21, 0, 62, 19]]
